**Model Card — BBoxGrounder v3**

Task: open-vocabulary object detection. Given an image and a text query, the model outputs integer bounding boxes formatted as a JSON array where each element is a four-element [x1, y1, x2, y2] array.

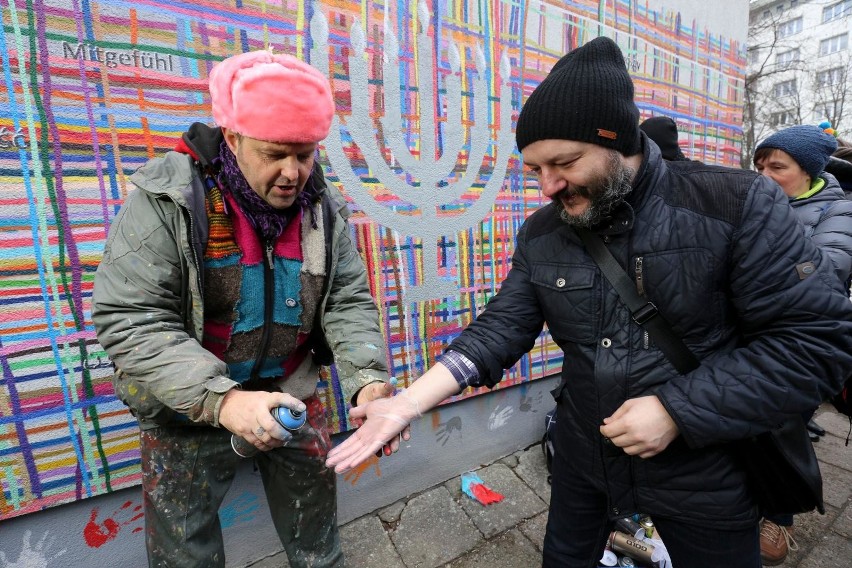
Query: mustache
[[553, 185, 592, 202]]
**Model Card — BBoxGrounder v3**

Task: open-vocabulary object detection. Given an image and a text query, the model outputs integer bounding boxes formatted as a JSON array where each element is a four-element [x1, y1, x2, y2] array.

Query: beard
[[555, 150, 635, 228]]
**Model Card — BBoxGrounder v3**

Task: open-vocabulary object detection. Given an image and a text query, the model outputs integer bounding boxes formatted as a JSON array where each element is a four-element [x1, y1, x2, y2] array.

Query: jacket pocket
[[530, 263, 599, 344]]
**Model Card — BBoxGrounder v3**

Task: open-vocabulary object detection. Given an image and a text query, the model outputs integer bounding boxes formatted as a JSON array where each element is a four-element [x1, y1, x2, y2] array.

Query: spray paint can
[[639, 516, 655, 539], [615, 517, 644, 539], [231, 406, 307, 458], [608, 531, 656, 565], [617, 557, 635, 567]]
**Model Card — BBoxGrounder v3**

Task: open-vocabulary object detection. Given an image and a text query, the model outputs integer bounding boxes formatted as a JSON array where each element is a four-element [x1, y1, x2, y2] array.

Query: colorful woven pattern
[[0, 0, 746, 518]]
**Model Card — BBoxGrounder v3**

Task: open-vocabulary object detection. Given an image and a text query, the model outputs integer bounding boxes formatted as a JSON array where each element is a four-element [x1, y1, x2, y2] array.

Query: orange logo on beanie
[[597, 129, 618, 140]]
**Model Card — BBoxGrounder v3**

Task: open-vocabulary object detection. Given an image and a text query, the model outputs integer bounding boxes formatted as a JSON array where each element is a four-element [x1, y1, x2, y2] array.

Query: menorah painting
[[312, 2, 515, 303], [0, 0, 745, 517]]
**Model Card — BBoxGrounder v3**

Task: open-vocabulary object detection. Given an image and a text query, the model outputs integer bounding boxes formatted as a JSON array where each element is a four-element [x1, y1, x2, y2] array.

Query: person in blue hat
[[753, 124, 852, 565]]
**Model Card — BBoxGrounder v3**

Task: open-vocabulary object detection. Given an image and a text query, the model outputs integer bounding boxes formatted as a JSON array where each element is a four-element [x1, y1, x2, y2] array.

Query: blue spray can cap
[[274, 406, 306, 432]]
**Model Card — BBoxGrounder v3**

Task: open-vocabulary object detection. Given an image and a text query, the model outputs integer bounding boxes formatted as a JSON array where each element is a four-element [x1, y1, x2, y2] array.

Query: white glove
[[325, 390, 421, 472]]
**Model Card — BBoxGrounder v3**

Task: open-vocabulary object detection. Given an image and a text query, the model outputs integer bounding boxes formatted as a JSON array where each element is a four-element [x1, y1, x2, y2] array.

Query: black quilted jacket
[[448, 138, 852, 528]]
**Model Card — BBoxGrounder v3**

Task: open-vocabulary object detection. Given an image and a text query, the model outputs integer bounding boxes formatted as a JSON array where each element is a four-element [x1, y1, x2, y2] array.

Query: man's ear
[[222, 127, 240, 154]]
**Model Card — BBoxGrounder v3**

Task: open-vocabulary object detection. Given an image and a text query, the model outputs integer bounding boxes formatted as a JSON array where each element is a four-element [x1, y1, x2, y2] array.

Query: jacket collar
[[591, 132, 661, 236]]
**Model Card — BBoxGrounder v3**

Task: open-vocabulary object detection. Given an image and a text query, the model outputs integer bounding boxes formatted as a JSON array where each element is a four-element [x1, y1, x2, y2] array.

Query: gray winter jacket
[[92, 128, 388, 429], [790, 172, 852, 285]]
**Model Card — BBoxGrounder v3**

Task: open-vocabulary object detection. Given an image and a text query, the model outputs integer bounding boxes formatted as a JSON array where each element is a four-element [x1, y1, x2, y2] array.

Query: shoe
[[807, 419, 826, 436], [808, 430, 820, 442], [760, 520, 798, 566]]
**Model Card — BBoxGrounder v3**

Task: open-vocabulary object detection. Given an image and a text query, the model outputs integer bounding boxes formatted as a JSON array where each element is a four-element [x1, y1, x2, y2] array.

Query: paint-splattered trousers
[[139, 396, 342, 568]]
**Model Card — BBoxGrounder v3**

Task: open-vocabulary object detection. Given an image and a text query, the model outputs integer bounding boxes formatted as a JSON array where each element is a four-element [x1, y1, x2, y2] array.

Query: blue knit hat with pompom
[[755, 125, 838, 179]]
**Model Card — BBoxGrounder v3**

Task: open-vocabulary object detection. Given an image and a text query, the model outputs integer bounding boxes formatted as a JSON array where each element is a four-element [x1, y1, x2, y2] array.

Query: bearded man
[[324, 37, 852, 568]]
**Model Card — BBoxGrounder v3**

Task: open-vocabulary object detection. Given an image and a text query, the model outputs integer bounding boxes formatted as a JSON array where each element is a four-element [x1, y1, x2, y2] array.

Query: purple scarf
[[216, 140, 318, 240]]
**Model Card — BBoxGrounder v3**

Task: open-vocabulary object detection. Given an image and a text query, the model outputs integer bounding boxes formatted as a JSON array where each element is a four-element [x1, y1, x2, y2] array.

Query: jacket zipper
[[250, 239, 275, 380], [635, 256, 649, 350]]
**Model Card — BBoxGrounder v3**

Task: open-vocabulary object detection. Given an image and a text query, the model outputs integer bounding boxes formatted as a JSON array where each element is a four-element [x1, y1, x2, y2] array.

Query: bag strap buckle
[[632, 302, 659, 325]]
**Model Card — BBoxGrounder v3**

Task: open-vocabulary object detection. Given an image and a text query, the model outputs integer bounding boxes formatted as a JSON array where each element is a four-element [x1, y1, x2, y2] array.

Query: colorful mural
[[0, 0, 745, 518]]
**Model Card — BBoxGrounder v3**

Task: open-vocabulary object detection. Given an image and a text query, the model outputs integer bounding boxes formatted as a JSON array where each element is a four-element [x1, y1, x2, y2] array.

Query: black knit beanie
[[515, 36, 641, 155], [640, 116, 687, 161]]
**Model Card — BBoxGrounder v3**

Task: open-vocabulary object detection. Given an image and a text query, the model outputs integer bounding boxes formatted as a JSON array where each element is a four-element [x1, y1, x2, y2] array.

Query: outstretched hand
[[355, 381, 412, 458], [326, 391, 420, 473]]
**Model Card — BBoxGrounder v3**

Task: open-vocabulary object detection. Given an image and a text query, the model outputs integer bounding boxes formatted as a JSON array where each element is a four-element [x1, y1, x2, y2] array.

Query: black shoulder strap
[[576, 227, 700, 375]]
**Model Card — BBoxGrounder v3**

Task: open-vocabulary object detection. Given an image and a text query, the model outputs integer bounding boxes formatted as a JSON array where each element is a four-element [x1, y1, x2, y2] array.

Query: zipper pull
[[635, 256, 645, 296], [265, 241, 274, 270]]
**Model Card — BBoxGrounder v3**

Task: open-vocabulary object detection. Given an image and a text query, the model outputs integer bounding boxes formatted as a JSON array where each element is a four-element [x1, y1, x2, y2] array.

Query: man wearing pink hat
[[93, 51, 400, 567]]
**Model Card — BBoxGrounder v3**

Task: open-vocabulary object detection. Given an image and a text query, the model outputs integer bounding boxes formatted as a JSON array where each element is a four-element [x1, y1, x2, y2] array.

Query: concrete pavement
[[247, 403, 852, 568]]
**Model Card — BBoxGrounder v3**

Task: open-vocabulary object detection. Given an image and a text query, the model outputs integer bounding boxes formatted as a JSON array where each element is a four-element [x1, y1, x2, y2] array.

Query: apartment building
[[746, 0, 851, 153]]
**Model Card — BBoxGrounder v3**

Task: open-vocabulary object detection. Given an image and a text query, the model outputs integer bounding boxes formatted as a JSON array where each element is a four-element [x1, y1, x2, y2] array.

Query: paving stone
[[830, 500, 852, 539], [444, 477, 463, 501], [378, 500, 407, 524], [797, 531, 852, 568], [821, 462, 852, 509], [498, 454, 519, 468], [518, 511, 549, 551], [341, 515, 405, 568], [245, 551, 290, 567], [514, 446, 551, 505], [391, 486, 483, 568], [443, 529, 541, 568], [813, 431, 852, 472], [812, 407, 852, 440], [458, 464, 547, 539]]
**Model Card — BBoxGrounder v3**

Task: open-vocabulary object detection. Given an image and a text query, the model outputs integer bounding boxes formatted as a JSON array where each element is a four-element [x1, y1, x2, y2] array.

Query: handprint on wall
[[342, 454, 382, 485], [436, 416, 463, 446], [83, 501, 143, 548], [519, 391, 543, 413], [0, 530, 66, 567], [488, 405, 513, 431]]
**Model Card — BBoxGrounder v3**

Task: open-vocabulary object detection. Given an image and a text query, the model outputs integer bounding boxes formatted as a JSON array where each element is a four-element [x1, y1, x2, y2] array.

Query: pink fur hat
[[209, 51, 334, 143]]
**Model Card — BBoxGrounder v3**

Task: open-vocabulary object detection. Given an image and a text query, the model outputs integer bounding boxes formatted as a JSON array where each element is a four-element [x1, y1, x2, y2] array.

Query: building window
[[823, 0, 851, 23], [819, 34, 849, 56], [771, 110, 796, 126], [749, 49, 760, 65], [776, 4, 784, 13], [813, 102, 839, 121], [773, 79, 797, 97], [778, 17, 802, 38], [776, 49, 800, 67], [816, 67, 844, 86], [790, 0, 798, 7]]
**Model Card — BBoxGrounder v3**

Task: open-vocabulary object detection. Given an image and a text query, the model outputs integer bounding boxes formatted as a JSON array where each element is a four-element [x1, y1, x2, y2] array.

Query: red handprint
[[83, 501, 144, 548]]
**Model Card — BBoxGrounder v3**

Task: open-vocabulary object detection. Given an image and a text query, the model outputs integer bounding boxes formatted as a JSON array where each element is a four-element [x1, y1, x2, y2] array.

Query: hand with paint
[[327, 363, 461, 473], [326, 389, 420, 472], [219, 389, 307, 453], [354, 378, 411, 457]]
